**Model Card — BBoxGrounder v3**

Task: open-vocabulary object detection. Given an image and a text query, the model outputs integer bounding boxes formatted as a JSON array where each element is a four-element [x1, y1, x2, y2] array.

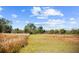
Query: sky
[[0, 6, 79, 30]]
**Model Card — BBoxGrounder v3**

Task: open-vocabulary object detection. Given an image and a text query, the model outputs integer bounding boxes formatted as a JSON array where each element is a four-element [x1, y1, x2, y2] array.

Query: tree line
[[0, 18, 79, 34]]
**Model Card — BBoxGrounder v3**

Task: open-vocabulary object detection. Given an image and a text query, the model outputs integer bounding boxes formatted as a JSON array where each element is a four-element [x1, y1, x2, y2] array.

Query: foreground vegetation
[[0, 33, 29, 53], [19, 34, 79, 53]]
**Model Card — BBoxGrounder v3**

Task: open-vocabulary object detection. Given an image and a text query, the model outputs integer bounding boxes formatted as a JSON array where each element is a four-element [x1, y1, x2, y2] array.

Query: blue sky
[[0, 6, 79, 30]]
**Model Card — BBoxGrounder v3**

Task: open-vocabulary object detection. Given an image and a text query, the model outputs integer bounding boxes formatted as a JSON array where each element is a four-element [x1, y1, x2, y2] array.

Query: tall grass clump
[[0, 33, 29, 53]]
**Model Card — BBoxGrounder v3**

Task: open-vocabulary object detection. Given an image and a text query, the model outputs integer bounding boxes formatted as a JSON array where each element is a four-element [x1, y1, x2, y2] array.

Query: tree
[[59, 29, 66, 34], [48, 30, 54, 34], [70, 29, 77, 34], [12, 28, 23, 33], [70, 29, 79, 34], [24, 23, 36, 34], [54, 29, 59, 34], [0, 18, 12, 33], [4, 25, 12, 33], [0, 24, 2, 32], [76, 29, 79, 34], [37, 26, 45, 33]]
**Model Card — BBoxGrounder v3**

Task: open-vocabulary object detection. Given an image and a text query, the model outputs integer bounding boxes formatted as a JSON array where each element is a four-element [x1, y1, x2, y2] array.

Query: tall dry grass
[[0, 33, 29, 53]]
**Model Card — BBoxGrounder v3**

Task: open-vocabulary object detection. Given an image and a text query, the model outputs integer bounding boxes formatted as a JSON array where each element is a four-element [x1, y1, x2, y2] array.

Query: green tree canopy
[[0, 18, 12, 33], [24, 23, 36, 34], [37, 26, 45, 33], [59, 29, 66, 34]]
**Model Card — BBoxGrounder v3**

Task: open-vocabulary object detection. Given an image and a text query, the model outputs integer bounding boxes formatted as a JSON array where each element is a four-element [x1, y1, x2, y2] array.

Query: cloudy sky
[[0, 6, 79, 30]]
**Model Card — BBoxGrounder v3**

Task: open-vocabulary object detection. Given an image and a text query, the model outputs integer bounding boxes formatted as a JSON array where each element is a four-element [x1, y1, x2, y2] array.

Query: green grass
[[19, 34, 79, 53]]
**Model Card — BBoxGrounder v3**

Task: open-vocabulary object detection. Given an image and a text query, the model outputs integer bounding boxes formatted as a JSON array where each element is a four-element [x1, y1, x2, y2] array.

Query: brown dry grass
[[0, 33, 29, 53]]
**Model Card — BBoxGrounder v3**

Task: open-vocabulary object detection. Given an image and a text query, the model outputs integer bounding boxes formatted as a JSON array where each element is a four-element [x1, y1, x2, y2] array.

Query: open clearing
[[19, 34, 79, 53]]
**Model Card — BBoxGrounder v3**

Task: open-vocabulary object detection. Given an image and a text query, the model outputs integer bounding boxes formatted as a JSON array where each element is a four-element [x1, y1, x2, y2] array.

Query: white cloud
[[25, 21, 30, 23], [21, 9, 26, 12], [0, 7, 3, 12], [15, 20, 20, 23], [31, 7, 64, 19], [34, 19, 65, 25], [31, 7, 42, 16], [69, 17, 77, 24], [43, 24, 65, 30], [43, 8, 64, 16], [37, 16, 47, 19], [0, 15, 3, 18], [69, 17, 75, 21], [33, 18, 78, 30], [34, 22, 45, 25], [70, 21, 77, 24], [46, 19, 65, 25], [12, 14, 18, 18], [34, 19, 66, 30]]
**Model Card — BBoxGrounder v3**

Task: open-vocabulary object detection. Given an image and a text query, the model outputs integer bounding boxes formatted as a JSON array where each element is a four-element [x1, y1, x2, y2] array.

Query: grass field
[[0, 34, 79, 53], [19, 34, 79, 53]]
